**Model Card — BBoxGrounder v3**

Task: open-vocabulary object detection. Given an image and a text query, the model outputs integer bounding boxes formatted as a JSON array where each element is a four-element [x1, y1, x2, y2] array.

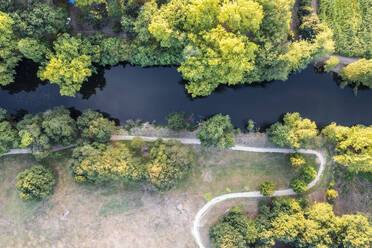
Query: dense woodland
[[0, 0, 336, 97]]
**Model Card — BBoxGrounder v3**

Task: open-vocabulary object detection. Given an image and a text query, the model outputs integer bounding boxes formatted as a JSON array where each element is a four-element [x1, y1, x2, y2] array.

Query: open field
[[319, 0, 372, 58], [0, 144, 318, 247]]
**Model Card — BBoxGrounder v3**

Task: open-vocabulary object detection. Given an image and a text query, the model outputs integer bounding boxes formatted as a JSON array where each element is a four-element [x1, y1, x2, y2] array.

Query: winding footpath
[[2, 135, 326, 248]]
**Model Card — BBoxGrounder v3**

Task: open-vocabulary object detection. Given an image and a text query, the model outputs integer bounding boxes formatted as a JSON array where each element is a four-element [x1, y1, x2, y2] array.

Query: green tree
[[341, 59, 372, 88], [322, 123, 372, 173], [148, 139, 195, 191], [41, 107, 78, 146], [323, 56, 339, 72], [38, 34, 100, 96], [166, 112, 188, 131], [16, 165, 56, 201], [0, 11, 21, 86], [71, 143, 145, 184], [77, 109, 113, 144], [0, 121, 19, 154], [218, 0, 264, 33], [289, 153, 306, 168], [129, 136, 145, 154], [290, 179, 308, 193], [74, 0, 106, 8], [300, 165, 316, 183], [10, 2, 67, 39], [268, 113, 317, 149], [259, 181, 275, 196], [17, 38, 50, 63], [197, 114, 235, 148]]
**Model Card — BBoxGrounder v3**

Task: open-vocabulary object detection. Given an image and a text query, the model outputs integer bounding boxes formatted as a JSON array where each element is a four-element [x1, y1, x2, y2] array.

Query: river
[[1, 60, 372, 129]]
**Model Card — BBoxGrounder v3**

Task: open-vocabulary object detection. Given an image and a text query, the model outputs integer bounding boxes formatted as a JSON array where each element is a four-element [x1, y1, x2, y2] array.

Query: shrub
[[130, 136, 145, 154], [324, 56, 339, 72], [300, 166, 317, 183], [16, 165, 56, 201], [148, 139, 195, 191], [290, 179, 308, 193], [77, 109, 113, 144], [326, 189, 339, 201], [259, 181, 275, 196], [289, 153, 306, 168], [166, 112, 188, 131], [197, 114, 235, 148], [246, 119, 255, 132]]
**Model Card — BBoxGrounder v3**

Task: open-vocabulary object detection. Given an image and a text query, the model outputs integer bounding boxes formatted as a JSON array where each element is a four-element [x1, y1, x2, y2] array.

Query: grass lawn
[[176, 147, 318, 197], [319, 0, 372, 58], [0, 143, 319, 247]]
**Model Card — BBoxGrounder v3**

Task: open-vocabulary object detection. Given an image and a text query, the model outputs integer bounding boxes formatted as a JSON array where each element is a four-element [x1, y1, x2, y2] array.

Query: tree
[[218, 0, 264, 33], [180, 25, 257, 97], [77, 109, 113, 144], [41, 107, 78, 146], [17, 38, 50, 63], [323, 56, 339, 72], [148, 139, 195, 191], [197, 114, 235, 148], [341, 59, 372, 88], [129, 136, 145, 154], [0, 11, 21, 86], [290, 179, 308, 193], [300, 165, 316, 183], [70, 143, 146, 184], [0, 121, 19, 154], [10, 2, 67, 39], [74, 0, 106, 8], [16, 165, 56, 201], [166, 112, 188, 131], [259, 181, 275, 196], [268, 113, 317, 149], [322, 123, 372, 173], [289, 153, 306, 168], [38, 34, 100, 96], [98, 37, 131, 66]]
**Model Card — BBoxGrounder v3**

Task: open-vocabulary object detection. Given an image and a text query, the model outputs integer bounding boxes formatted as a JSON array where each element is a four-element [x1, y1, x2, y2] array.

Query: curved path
[[111, 135, 326, 248], [2, 135, 326, 248]]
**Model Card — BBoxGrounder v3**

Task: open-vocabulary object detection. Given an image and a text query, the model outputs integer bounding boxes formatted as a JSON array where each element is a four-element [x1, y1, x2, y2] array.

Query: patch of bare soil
[[333, 170, 372, 216]]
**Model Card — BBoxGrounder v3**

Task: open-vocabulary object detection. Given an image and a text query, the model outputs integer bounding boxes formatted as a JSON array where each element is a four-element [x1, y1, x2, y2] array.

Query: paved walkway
[[2, 135, 326, 248]]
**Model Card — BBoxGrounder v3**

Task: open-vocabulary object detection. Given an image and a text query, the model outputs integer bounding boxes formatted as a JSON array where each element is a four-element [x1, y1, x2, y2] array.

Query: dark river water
[[1, 60, 372, 129]]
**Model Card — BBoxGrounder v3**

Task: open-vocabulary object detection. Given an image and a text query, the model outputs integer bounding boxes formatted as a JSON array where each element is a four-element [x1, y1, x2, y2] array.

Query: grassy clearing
[[319, 0, 372, 58], [176, 147, 318, 197]]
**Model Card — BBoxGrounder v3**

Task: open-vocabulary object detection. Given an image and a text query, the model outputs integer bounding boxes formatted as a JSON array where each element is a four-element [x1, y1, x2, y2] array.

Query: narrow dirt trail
[[2, 135, 327, 248]]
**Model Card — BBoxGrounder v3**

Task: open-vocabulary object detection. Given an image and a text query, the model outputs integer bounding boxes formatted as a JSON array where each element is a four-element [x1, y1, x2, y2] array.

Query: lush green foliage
[[41, 107, 78, 146], [211, 198, 372, 248], [299, 165, 316, 183], [324, 56, 339, 72], [77, 109, 113, 144], [259, 181, 275, 196], [0, 11, 21, 86], [197, 114, 235, 148], [0, 120, 19, 154], [16, 165, 56, 201], [268, 113, 318, 149], [322, 123, 372, 173], [147, 0, 334, 97], [17, 38, 50, 63], [70, 139, 195, 191], [319, 0, 372, 58], [147, 139, 195, 191], [290, 178, 308, 193], [289, 153, 306, 168], [70, 143, 145, 184], [166, 112, 188, 131], [38, 34, 100, 96], [10, 2, 67, 39], [341, 59, 372, 88]]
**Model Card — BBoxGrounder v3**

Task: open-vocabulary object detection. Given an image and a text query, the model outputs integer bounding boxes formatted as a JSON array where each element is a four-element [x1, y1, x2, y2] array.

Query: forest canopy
[[0, 0, 334, 97]]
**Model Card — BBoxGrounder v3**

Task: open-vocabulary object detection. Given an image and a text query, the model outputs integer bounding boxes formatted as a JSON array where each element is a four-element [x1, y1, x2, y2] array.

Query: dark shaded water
[[1, 60, 372, 128]]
